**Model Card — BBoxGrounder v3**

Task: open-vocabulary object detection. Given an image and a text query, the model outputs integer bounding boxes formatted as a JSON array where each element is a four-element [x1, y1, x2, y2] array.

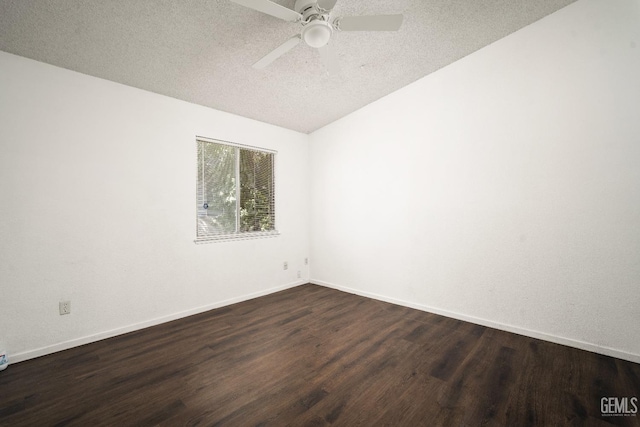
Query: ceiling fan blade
[[317, 0, 338, 12], [335, 14, 403, 31], [253, 35, 301, 69], [231, 0, 302, 22], [318, 44, 340, 75]]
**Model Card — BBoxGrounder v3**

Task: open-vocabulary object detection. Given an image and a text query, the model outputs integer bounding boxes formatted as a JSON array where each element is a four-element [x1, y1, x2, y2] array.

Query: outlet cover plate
[[59, 301, 71, 315]]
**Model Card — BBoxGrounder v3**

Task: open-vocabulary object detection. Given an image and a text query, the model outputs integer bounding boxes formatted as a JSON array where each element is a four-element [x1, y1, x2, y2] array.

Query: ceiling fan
[[230, 0, 404, 73]]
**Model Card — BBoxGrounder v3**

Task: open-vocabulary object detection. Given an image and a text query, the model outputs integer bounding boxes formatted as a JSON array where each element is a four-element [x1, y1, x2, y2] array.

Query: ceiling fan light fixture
[[302, 20, 332, 48], [230, 0, 404, 70]]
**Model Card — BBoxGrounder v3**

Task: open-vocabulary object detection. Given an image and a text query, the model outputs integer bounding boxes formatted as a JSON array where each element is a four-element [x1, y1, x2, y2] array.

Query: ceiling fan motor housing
[[294, 0, 317, 15]]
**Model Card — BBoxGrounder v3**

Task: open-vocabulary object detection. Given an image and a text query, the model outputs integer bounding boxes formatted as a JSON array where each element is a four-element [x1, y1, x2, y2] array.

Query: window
[[196, 137, 277, 242]]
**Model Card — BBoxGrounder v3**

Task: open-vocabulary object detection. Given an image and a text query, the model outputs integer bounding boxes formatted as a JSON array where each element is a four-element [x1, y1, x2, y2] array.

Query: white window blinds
[[197, 138, 277, 241]]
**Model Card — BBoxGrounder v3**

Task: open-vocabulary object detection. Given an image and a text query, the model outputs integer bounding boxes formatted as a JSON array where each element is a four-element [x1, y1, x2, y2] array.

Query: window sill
[[194, 231, 280, 244]]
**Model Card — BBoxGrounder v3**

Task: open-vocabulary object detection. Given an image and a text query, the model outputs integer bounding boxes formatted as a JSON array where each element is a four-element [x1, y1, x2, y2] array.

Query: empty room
[[1, 0, 639, 425]]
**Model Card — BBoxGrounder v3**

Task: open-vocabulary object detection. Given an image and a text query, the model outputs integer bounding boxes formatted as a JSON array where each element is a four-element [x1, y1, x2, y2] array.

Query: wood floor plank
[[1, 284, 638, 426]]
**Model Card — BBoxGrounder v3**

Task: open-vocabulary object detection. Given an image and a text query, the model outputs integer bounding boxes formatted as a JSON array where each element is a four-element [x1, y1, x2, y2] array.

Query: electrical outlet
[[304, 258, 308, 265], [297, 270, 301, 278], [283, 261, 288, 270], [59, 301, 71, 315]]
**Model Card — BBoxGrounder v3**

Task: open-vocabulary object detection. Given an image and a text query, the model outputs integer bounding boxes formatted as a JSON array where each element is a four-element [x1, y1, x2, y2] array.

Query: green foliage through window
[[197, 139, 276, 240]]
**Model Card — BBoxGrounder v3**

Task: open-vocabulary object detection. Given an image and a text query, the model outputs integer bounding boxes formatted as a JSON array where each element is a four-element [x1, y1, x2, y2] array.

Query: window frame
[[195, 136, 279, 243]]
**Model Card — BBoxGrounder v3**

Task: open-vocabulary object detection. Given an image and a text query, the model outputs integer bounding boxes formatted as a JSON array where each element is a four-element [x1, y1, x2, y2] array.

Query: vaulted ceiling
[[0, 0, 576, 133]]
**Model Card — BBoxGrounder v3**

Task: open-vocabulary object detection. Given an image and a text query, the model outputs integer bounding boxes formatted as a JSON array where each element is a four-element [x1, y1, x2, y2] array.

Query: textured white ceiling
[[0, 0, 576, 133]]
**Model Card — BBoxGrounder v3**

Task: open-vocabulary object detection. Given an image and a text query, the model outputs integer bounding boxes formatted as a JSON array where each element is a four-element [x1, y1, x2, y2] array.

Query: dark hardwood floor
[[1, 284, 638, 426]]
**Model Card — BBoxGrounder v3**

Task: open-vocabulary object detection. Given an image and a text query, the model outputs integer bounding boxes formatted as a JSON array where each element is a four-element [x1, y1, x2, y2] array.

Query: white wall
[[0, 51, 310, 362], [309, 0, 640, 363]]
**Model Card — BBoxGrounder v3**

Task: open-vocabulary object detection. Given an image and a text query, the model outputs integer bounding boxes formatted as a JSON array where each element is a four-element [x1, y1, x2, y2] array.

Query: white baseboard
[[11, 279, 639, 365], [311, 279, 640, 364], [10, 280, 306, 364]]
